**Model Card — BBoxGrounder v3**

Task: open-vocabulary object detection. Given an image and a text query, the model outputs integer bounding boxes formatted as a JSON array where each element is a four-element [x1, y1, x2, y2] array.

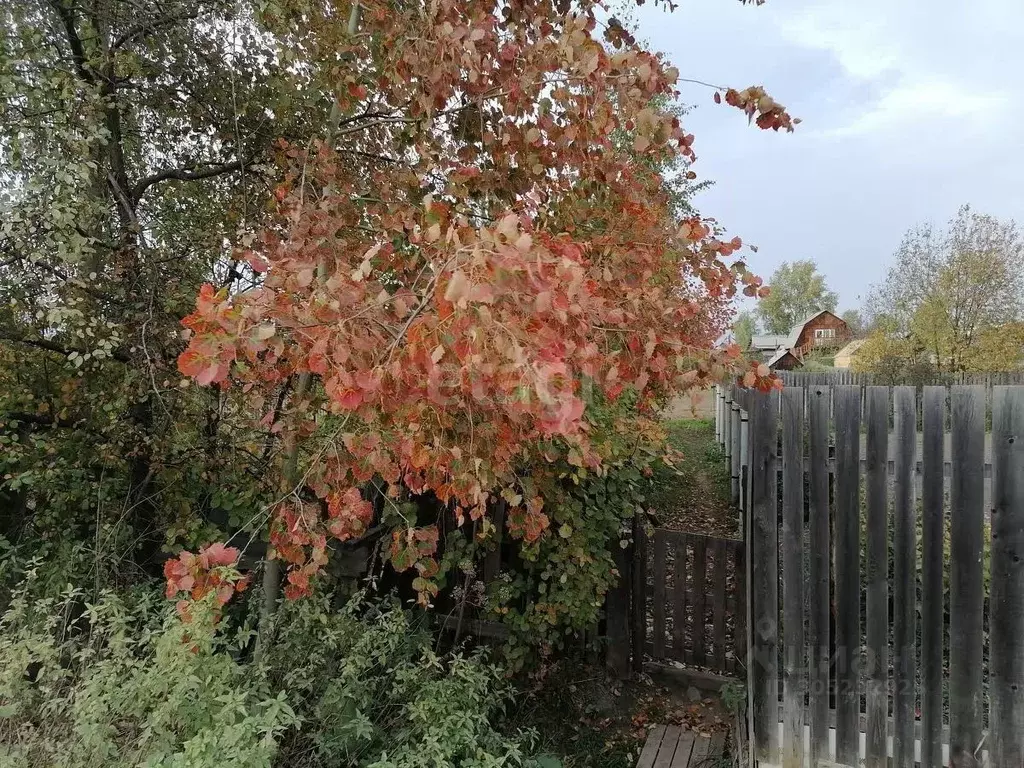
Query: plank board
[[653, 532, 667, 659], [691, 537, 708, 666], [631, 513, 648, 678], [711, 538, 728, 670], [672, 539, 687, 661], [780, 386, 805, 768], [731, 401, 742, 506], [748, 389, 780, 764], [832, 385, 862, 767], [653, 725, 683, 768], [920, 386, 945, 768], [806, 384, 831, 767], [989, 386, 1024, 767], [864, 386, 889, 768], [949, 386, 985, 754], [637, 725, 667, 768], [732, 541, 746, 673], [687, 734, 710, 767], [891, 386, 917, 767]]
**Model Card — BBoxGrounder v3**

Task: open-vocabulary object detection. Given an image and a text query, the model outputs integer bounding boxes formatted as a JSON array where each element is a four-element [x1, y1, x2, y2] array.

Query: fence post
[[630, 512, 647, 679], [892, 387, 917, 768], [949, 386, 985, 756], [864, 387, 889, 768], [920, 387, 945, 768], [747, 388, 779, 765], [606, 535, 632, 679], [833, 385, 862, 767], [806, 385, 830, 766], [780, 387, 805, 768], [989, 386, 1024, 768]]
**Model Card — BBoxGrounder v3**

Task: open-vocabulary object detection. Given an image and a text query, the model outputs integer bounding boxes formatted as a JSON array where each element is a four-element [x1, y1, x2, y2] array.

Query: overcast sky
[[634, 0, 1024, 315]]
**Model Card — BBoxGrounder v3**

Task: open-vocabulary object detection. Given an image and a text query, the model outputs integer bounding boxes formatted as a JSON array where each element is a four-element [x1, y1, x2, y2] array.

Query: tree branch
[[0, 332, 130, 363], [47, 0, 97, 85], [112, 11, 201, 51], [131, 158, 252, 202]]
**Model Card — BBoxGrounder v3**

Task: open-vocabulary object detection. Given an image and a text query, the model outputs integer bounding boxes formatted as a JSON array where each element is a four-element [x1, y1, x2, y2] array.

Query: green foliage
[[757, 260, 837, 334], [0, 578, 296, 767], [0, 572, 537, 768], [732, 311, 756, 352], [865, 205, 1024, 372], [479, 388, 659, 666]]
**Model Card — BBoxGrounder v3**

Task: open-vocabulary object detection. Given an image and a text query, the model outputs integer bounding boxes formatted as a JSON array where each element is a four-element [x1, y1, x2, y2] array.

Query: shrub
[[0, 572, 535, 768]]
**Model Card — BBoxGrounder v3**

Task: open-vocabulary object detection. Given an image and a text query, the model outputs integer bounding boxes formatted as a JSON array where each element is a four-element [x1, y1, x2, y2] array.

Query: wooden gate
[[734, 385, 1024, 768], [640, 528, 746, 676]]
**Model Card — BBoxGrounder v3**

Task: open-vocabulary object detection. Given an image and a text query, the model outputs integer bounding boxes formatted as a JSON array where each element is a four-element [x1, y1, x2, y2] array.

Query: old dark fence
[[717, 384, 1024, 768]]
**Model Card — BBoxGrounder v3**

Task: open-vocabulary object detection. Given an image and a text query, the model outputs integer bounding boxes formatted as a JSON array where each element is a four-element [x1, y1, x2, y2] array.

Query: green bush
[[0, 571, 537, 768]]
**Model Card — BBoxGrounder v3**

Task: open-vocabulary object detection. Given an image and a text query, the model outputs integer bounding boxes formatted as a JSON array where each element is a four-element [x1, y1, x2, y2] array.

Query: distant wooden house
[[749, 334, 789, 362], [785, 310, 852, 358], [747, 310, 852, 368], [767, 347, 802, 371]]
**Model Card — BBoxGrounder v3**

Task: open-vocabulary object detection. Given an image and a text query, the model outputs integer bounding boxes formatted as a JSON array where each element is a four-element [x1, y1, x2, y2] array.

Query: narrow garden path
[[645, 419, 739, 539]]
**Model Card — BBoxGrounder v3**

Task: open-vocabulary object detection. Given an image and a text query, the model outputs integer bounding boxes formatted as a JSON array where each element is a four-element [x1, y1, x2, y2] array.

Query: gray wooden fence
[[714, 384, 1024, 768], [775, 370, 1024, 388]]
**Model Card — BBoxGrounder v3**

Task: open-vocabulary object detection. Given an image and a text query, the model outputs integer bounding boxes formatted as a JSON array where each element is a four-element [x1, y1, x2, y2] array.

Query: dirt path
[[644, 419, 740, 539]]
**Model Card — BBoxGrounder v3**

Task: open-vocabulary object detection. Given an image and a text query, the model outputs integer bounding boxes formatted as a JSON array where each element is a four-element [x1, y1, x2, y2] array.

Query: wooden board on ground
[[637, 725, 726, 768]]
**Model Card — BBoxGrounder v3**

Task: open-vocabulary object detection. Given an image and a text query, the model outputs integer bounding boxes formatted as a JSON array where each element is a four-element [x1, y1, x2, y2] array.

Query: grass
[[643, 419, 737, 538]]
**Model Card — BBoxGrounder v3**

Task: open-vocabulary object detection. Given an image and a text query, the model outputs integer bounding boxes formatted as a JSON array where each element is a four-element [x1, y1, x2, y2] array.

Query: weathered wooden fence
[[775, 370, 1024, 388], [718, 384, 1024, 768], [640, 529, 746, 675]]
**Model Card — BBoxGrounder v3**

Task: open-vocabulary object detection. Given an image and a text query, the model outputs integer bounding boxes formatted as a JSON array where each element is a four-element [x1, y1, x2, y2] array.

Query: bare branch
[[0, 332, 130, 363], [131, 158, 252, 201]]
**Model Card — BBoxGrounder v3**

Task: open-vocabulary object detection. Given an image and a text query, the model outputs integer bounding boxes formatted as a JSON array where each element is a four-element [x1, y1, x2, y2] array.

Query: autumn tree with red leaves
[[175, 0, 790, 636]]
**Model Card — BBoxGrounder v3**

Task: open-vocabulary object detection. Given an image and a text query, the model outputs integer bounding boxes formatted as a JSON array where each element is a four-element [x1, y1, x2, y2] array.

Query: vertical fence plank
[[672, 539, 687, 662], [920, 386, 945, 768], [833, 385, 862, 767], [864, 386, 889, 768], [731, 400, 742, 507], [653, 532, 667, 659], [780, 387, 805, 768], [715, 386, 723, 443], [631, 513, 647, 678], [748, 389, 779, 764], [724, 391, 734, 463], [806, 385, 830, 766], [949, 385, 985, 756], [989, 386, 1024, 768], [891, 386, 917, 767], [483, 500, 506, 583], [740, 407, 750, 519], [606, 536, 631, 678], [692, 537, 709, 666], [712, 539, 728, 669], [732, 541, 746, 674]]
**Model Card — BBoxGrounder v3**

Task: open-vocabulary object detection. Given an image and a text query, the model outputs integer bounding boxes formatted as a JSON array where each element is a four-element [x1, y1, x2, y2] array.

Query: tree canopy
[[865, 205, 1024, 373], [1, 0, 791, 635], [756, 259, 837, 333]]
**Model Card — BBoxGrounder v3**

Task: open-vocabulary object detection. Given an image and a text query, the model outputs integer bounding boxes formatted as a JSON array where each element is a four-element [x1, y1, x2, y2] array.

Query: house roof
[[767, 347, 800, 369], [834, 338, 867, 365], [784, 309, 842, 348], [749, 334, 788, 351]]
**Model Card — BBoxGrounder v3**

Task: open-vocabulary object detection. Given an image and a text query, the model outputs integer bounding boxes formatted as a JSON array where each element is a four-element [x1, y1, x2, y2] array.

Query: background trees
[[864, 205, 1024, 373], [757, 259, 838, 333]]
